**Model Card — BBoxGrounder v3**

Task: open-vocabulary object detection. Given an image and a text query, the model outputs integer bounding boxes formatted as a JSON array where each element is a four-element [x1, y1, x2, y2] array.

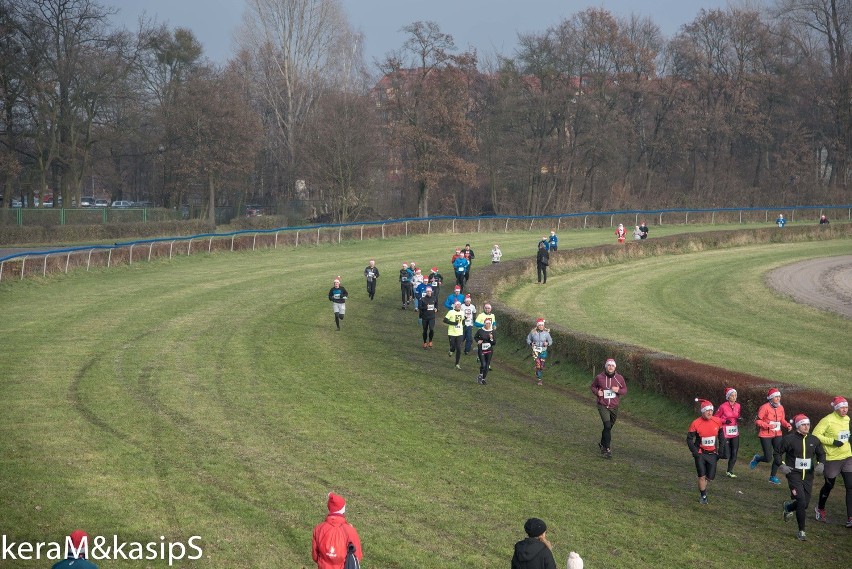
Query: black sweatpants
[[422, 318, 435, 343], [786, 473, 814, 531], [478, 351, 493, 379]]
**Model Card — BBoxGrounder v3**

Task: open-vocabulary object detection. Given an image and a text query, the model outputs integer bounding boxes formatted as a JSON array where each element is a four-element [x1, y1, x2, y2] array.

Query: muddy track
[[765, 255, 852, 319]]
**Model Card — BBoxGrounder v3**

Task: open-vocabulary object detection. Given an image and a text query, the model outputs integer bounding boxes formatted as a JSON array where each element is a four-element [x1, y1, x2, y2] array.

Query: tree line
[[0, 0, 849, 227]]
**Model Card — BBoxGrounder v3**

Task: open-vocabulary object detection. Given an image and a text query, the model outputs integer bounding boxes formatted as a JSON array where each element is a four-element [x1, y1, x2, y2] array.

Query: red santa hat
[[536, 318, 545, 325], [767, 388, 781, 400], [327, 492, 346, 514], [605, 358, 616, 368], [793, 414, 810, 428], [831, 396, 848, 410], [69, 530, 88, 551], [724, 387, 737, 399], [402, 262, 408, 268], [695, 399, 714, 413], [431, 267, 438, 272], [454, 285, 461, 291], [464, 294, 471, 300]]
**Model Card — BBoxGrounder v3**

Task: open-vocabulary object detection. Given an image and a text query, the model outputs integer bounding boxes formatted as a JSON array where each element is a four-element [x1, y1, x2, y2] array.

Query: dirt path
[[766, 255, 852, 319]]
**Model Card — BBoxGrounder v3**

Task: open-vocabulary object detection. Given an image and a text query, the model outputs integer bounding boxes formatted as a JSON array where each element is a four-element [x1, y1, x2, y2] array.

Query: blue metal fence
[[2, 204, 849, 281]]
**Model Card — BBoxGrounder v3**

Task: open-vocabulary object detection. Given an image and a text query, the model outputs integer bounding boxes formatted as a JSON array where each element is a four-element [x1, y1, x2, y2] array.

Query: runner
[[411, 268, 424, 310], [779, 414, 826, 541], [714, 387, 742, 478], [687, 399, 724, 504], [427, 266, 443, 301], [443, 284, 465, 310], [443, 301, 465, 369], [474, 317, 495, 385], [418, 287, 439, 349], [461, 294, 477, 355], [463, 244, 475, 283], [474, 303, 497, 330], [526, 318, 553, 386], [363, 259, 379, 300], [750, 388, 793, 485], [491, 244, 502, 264], [812, 396, 851, 527], [399, 263, 412, 309], [328, 277, 348, 331], [452, 253, 469, 291], [590, 358, 627, 459]]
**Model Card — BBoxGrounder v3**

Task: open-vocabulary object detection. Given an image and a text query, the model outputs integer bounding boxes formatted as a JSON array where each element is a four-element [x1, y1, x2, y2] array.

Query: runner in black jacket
[[328, 277, 348, 330], [418, 287, 439, 348], [364, 259, 379, 300], [474, 319, 495, 385]]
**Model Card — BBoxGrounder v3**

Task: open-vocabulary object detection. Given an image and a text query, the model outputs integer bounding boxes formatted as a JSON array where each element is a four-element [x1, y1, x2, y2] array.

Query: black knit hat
[[524, 518, 547, 537]]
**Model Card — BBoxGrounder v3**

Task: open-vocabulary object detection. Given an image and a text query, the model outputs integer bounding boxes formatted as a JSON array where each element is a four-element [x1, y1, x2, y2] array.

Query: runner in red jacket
[[749, 388, 793, 485], [312, 493, 362, 569], [714, 387, 742, 478], [688, 399, 724, 505]]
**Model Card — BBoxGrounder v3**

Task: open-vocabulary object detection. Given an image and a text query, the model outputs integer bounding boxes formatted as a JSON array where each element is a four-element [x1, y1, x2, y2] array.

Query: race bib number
[[838, 431, 850, 442], [794, 457, 812, 470], [724, 425, 739, 437], [426, 303, 435, 311], [603, 389, 616, 400], [532, 346, 543, 354], [481, 342, 491, 351], [701, 436, 716, 447], [333, 293, 341, 300], [769, 421, 781, 431]]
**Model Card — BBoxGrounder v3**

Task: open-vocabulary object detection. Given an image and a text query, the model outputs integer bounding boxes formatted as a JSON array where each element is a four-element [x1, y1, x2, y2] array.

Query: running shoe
[[537, 380, 543, 386], [725, 471, 737, 478], [796, 530, 806, 541], [814, 507, 827, 522], [427, 341, 433, 348], [783, 501, 795, 522], [604, 448, 613, 459], [423, 343, 428, 349], [699, 495, 708, 505], [455, 364, 461, 370], [448, 350, 453, 357], [846, 517, 852, 528], [769, 476, 781, 485], [749, 454, 760, 470]]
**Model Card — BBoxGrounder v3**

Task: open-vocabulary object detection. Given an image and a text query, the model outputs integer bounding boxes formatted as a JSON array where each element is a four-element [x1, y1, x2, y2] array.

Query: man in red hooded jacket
[[312, 492, 362, 569]]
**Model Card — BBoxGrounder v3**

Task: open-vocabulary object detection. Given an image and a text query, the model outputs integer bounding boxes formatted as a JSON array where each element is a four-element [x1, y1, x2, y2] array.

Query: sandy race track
[[766, 255, 852, 319]]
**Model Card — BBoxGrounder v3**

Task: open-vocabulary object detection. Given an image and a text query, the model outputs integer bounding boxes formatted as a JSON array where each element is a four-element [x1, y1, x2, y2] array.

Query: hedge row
[[0, 220, 209, 245], [467, 223, 851, 422]]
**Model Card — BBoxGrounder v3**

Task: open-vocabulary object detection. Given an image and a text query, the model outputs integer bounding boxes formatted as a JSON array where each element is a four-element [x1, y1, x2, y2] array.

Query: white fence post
[[0, 260, 4, 282], [338, 227, 342, 243], [317, 227, 320, 245], [360, 226, 364, 241], [505, 218, 509, 232], [584, 215, 588, 229], [428, 220, 432, 234], [43, 254, 49, 277], [685, 212, 689, 224], [129, 244, 134, 265], [296, 230, 300, 247], [477, 218, 481, 232], [382, 224, 385, 239], [107, 249, 112, 267], [252, 233, 258, 250], [405, 220, 409, 235], [274, 232, 279, 248], [170, 241, 175, 259], [21, 256, 26, 280], [188, 239, 193, 256], [659, 213, 663, 225], [148, 243, 154, 261], [230, 235, 235, 251], [452, 219, 455, 233], [611, 215, 614, 227], [65, 252, 71, 274], [87, 250, 93, 270]]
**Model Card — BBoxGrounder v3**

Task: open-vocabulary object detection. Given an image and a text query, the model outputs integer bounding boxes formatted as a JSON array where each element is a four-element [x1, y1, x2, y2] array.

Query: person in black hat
[[511, 518, 556, 569]]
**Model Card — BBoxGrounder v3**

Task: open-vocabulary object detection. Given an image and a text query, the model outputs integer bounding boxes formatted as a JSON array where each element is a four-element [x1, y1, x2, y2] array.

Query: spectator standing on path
[[427, 266, 443, 301], [819, 215, 830, 225], [590, 358, 627, 459], [687, 399, 724, 505], [443, 301, 465, 369], [538, 235, 550, 251], [776, 214, 786, 228], [779, 415, 826, 541], [491, 244, 502, 264], [812, 396, 851, 527], [328, 277, 348, 331], [452, 253, 469, 291], [312, 492, 363, 569], [615, 223, 627, 243], [639, 220, 649, 239], [526, 318, 553, 386], [52, 530, 97, 569], [714, 387, 742, 478], [474, 317, 495, 385], [363, 259, 379, 300], [548, 230, 558, 251], [418, 287, 439, 348], [750, 388, 793, 485], [511, 518, 556, 569], [536, 242, 549, 284], [463, 244, 475, 283], [461, 294, 477, 355], [632, 225, 642, 241]]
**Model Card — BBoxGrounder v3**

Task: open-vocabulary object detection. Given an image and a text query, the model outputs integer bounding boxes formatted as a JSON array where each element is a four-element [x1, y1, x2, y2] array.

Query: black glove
[[691, 451, 699, 459], [834, 440, 845, 447], [725, 419, 732, 425]]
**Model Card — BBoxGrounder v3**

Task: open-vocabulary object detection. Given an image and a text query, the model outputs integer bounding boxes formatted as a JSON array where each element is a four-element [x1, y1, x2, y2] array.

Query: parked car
[[11, 197, 22, 208], [80, 196, 95, 207], [245, 204, 266, 217], [111, 200, 133, 208], [134, 201, 154, 208], [94, 199, 109, 208]]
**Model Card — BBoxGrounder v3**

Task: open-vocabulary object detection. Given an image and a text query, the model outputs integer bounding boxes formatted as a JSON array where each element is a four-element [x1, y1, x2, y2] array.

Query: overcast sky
[[105, 0, 738, 67]]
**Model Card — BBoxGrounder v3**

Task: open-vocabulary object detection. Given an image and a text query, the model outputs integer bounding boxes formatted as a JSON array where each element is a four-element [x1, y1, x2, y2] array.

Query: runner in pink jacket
[[714, 387, 742, 478]]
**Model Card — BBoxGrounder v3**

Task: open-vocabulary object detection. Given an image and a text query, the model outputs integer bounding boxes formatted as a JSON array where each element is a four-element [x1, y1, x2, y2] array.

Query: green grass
[[501, 240, 852, 393], [0, 226, 849, 568]]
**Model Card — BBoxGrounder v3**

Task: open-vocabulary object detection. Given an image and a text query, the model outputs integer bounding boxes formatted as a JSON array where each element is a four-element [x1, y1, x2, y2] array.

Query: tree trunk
[[417, 180, 429, 218]]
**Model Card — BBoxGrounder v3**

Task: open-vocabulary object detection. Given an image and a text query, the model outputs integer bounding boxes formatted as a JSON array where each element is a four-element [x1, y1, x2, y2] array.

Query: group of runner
[[688, 388, 851, 540]]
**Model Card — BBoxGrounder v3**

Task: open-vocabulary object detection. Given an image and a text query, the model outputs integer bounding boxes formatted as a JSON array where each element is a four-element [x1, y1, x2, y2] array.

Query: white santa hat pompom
[[567, 551, 584, 569]]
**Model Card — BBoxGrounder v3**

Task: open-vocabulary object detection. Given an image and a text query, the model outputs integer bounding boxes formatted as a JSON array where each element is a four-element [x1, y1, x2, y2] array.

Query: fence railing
[[0, 206, 183, 226], [1, 204, 849, 282]]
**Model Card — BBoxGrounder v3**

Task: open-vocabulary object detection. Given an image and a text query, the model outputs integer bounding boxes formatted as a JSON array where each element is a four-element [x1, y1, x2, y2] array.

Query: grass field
[[0, 225, 849, 568]]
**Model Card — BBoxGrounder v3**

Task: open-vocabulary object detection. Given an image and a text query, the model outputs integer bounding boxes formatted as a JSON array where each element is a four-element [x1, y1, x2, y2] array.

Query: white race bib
[[603, 389, 616, 400], [701, 436, 716, 447], [794, 457, 812, 470], [481, 342, 491, 351], [724, 425, 739, 437], [769, 421, 781, 432], [838, 431, 850, 443]]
